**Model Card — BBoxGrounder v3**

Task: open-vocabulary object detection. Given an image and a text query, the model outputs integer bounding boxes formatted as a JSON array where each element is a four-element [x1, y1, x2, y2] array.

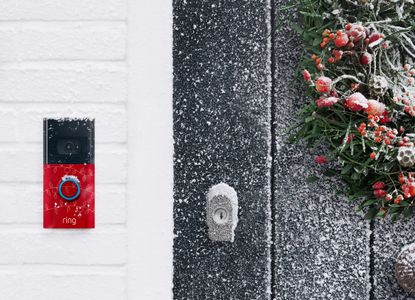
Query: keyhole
[[213, 208, 229, 224]]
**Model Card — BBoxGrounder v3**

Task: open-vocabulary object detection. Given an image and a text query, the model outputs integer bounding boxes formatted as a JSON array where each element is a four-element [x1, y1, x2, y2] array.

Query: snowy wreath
[[292, 0, 415, 220]]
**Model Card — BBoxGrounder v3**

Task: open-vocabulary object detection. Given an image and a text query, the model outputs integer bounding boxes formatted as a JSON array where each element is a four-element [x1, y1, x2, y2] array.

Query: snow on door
[[173, 0, 415, 299]]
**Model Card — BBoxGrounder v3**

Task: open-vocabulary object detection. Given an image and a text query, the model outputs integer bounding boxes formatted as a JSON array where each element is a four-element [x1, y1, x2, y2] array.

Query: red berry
[[315, 76, 332, 93], [374, 189, 387, 198], [365, 100, 385, 116], [314, 155, 328, 164], [370, 152, 376, 159], [346, 92, 368, 112], [360, 52, 372, 65], [332, 50, 343, 60], [316, 96, 339, 108], [385, 194, 392, 201], [379, 111, 391, 124], [328, 57, 335, 63], [346, 134, 355, 144], [372, 181, 385, 189], [368, 33, 382, 44], [334, 33, 349, 47], [302, 70, 311, 82]]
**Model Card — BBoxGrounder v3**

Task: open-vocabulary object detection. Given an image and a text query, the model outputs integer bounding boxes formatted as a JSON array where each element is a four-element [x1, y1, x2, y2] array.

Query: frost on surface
[[206, 183, 239, 242], [62, 175, 80, 183], [272, 1, 371, 299], [172, 0, 415, 298], [173, 0, 271, 298], [373, 219, 415, 299]]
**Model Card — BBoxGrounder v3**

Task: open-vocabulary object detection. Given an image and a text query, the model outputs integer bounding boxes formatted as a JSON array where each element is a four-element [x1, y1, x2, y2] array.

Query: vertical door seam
[[270, 1, 277, 299]]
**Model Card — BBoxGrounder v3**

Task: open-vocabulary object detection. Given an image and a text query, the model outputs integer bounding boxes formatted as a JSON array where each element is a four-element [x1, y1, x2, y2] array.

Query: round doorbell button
[[58, 177, 81, 201]]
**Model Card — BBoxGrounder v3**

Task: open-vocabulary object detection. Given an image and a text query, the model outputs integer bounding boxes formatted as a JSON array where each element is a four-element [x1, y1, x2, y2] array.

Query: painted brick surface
[[0, 63, 127, 103], [0, 270, 126, 300], [0, 109, 18, 141], [0, 0, 126, 20], [0, 228, 127, 264], [173, 0, 272, 299], [0, 23, 126, 61], [0, 0, 128, 299]]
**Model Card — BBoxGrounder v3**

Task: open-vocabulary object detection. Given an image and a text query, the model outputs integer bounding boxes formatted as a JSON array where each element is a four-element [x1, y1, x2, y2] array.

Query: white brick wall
[[0, 0, 172, 299]]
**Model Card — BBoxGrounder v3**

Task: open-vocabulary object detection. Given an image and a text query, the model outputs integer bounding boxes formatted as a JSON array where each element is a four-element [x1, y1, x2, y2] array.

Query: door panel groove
[[369, 220, 375, 300], [270, 0, 277, 299]]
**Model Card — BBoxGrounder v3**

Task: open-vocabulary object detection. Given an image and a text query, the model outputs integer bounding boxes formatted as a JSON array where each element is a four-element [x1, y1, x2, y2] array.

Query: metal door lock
[[395, 242, 415, 294], [206, 183, 238, 242]]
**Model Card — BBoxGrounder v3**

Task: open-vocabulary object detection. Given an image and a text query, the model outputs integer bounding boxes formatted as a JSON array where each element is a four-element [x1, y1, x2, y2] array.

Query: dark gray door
[[173, 1, 415, 299], [173, 1, 271, 298]]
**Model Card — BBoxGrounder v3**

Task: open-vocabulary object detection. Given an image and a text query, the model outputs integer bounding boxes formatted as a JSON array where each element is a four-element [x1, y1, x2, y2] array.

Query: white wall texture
[[0, 0, 173, 299]]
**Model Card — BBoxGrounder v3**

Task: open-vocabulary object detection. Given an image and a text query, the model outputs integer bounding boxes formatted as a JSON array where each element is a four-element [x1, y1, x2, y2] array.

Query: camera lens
[[57, 139, 81, 155], [65, 142, 74, 151]]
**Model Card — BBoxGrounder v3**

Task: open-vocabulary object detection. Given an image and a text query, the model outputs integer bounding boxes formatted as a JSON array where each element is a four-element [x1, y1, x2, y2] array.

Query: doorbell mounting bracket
[[43, 118, 95, 229]]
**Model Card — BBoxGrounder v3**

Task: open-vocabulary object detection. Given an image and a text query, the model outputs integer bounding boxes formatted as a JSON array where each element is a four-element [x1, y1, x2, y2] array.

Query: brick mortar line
[[0, 19, 127, 23], [0, 20, 127, 25]]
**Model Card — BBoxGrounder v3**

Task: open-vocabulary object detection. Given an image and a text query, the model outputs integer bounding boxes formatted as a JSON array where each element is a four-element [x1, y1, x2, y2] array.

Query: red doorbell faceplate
[[44, 164, 95, 228]]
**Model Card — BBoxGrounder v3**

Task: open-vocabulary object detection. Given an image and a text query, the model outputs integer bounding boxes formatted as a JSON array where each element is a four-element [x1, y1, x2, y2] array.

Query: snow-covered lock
[[206, 183, 238, 242]]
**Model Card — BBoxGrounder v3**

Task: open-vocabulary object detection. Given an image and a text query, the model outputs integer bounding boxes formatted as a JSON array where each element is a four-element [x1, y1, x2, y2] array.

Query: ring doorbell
[[43, 118, 95, 229]]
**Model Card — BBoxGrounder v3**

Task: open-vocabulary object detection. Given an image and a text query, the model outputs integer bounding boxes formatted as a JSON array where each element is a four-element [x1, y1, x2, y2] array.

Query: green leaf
[[323, 169, 338, 177], [364, 208, 378, 220], [403, 207, 413, 218], [361, 199, 378, 208], [376, 210, 387, 218], [306, 175, 319, 183], [305, 116, 315, 123]]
